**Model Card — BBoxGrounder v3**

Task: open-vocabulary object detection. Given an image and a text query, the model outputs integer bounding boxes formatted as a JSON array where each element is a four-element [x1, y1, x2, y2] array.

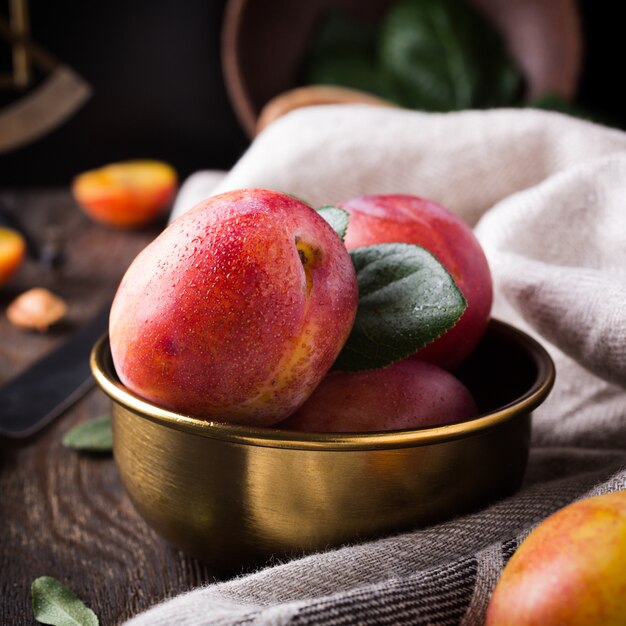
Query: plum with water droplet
[[339, 194, 492, 369], [109, 189, 358, 425]]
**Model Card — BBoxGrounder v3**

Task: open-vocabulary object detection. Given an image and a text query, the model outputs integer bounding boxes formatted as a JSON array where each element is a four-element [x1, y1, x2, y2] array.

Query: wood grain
[[0, 190, 222, 625]]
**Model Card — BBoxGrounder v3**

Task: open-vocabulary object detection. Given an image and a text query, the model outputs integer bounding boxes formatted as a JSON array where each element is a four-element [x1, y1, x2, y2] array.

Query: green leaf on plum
[[32, 576, 99, 626], [62, 415, 112, 453], [334, 243, 466, 371], [316, 205, 349, 241]]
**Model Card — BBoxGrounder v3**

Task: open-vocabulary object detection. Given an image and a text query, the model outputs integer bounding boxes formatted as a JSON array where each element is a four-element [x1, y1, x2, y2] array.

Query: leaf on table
[[334, 243, 467, 371], [32, 576, 99, 626], [316, 205, 349, 241], [62, 415, 112, 453]]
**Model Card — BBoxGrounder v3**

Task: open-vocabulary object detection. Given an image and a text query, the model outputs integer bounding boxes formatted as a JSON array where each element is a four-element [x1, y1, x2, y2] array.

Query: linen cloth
[[126, 107, 626, 626]]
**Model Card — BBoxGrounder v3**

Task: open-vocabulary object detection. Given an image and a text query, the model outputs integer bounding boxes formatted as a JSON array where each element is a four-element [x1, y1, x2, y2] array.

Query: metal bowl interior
[[91, 319, 554, 570]]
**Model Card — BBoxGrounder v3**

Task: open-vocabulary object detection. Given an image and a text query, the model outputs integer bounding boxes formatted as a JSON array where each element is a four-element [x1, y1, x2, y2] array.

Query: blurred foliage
[[379, 0, 522, 110], [305, 0, 589, 118], [527, 93, 609, 125]]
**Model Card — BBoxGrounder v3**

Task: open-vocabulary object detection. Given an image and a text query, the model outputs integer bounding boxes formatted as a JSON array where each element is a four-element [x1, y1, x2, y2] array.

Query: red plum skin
[[339, 194, 493, 369], [486, 491, 626, 626], [109, 188, 358, 426], [279, 360, 478, 433]]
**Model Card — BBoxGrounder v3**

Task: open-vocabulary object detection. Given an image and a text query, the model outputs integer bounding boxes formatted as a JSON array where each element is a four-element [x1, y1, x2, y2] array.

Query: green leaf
[[316, 205, 349, 241], [304, 1, 524, 111], [378, 0, 523, 111], [32, 576, 99, 626], [62, 416, 112, 453], [305, 10, 391, 98], [334, 243, 466, 371]]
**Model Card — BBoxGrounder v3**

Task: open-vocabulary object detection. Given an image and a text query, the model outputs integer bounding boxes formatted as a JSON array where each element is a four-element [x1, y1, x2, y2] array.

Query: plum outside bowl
[[91, 319, 554, 571]]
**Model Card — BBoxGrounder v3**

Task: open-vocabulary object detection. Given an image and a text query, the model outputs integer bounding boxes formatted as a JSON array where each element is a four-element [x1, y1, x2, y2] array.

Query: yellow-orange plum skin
[[72, 160, 177, 228], [279, 360, 478, 433], [486, 491, 626, 626], [339, 194, 492, 369], [0, 227, 26, 287], [109, 189, 358, 426]]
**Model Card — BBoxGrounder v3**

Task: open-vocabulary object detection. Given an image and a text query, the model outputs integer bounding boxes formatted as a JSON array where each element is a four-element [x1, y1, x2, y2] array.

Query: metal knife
[[0, 303, 110, 438]]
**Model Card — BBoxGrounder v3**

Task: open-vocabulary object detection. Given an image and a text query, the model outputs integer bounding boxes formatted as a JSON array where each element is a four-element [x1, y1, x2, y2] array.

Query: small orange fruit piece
[[72, 160, 177, 228], [0, 227, 26, 287]]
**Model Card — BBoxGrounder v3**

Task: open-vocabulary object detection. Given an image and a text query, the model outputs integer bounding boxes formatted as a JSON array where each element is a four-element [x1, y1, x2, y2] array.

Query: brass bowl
[[91, 319, 554, 571]]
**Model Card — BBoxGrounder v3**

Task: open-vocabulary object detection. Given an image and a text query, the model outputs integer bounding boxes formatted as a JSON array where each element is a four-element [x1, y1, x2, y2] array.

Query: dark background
[[0, 0, 622, 187]]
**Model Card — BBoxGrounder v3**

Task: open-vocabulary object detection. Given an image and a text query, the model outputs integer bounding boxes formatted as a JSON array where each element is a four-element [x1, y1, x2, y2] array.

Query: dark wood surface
[[0, 190, 222, 625]]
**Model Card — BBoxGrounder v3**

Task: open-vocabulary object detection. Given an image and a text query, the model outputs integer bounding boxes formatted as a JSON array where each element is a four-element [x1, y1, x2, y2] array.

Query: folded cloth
[[129, 107, 626, 626]]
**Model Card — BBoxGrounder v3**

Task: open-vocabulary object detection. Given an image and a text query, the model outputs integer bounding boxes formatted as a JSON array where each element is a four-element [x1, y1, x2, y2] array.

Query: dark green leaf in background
[[527, 93, 610, 125], [285, 192, 313, 206], [32, 576, 99, 626], [305, 10, 391, 98], [379, 0, 522, 111], [305, 0, 524, 112], [334, 243, 467, 371], [316, 205, 349, 241], [62, 415, 112, 453]]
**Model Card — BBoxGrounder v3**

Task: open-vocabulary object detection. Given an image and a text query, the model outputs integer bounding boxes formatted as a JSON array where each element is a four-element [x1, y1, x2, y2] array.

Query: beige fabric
[[131, 107, 626, 625]]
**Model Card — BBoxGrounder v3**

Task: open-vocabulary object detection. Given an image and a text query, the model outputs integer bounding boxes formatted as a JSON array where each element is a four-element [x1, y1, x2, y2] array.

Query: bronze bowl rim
[[90, 319, 554, 451]]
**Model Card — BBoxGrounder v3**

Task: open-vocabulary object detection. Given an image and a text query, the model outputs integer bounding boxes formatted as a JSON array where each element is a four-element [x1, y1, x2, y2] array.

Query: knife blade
[[0, 302, 110, 438]]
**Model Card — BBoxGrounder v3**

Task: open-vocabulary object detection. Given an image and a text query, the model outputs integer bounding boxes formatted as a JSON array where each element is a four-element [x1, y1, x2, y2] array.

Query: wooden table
[[0, 190, 222, 625]]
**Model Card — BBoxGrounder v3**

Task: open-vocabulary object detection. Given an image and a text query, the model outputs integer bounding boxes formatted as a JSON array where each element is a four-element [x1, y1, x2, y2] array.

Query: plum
[[487, 490, 626, 626], [109, 189, 358, 426], [339, 194, 492, 369], [279, 359, 478, 432]]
